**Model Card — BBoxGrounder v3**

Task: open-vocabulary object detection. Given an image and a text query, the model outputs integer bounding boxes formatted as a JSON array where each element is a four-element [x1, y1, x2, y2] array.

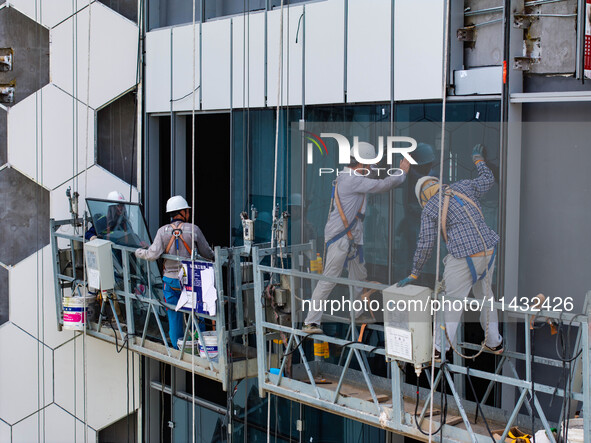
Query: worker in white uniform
[[302, 142, 410, 334]]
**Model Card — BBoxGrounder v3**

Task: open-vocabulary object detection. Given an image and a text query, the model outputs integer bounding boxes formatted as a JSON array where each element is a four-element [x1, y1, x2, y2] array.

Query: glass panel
[[148, 0, 202, 30], [204, 0, 266, 21]]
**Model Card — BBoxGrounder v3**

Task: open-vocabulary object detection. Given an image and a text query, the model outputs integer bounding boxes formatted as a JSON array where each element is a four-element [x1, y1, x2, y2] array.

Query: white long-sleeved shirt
[[324, 169, 406, 245]]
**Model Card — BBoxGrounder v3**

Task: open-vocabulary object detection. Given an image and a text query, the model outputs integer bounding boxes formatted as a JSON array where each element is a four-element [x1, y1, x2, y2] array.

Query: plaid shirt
[[411, 161, 500, 276]]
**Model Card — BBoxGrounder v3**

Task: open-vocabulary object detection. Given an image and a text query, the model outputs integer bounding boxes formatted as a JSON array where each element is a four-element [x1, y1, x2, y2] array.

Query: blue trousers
[[162, 276, 205, 349]]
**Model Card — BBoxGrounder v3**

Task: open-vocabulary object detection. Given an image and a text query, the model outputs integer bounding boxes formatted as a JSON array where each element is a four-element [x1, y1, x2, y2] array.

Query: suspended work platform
[[49, 198, 272, 390], [251, 244, 591, 442]]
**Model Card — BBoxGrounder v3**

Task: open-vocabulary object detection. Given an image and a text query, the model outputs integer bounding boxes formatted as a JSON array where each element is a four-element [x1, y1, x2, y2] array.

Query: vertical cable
[[271, 0, 285, 250], [191, 0, 197, 442], [82, 1, 93, 442], [428, 0, 451, 440]]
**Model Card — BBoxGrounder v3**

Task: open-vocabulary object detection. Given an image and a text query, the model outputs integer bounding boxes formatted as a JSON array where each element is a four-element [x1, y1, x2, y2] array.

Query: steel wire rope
[[190, 0, 197, 440], [81, 1, 93, 442], [428, 0, 451, 439]]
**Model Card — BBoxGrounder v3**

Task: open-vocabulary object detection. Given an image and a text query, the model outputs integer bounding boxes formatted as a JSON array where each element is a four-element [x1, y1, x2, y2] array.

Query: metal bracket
[[0, 84, 15, 104], [513, 14, 534, 29], [457, 27, 475, 42], [0, 49, 13, 71]]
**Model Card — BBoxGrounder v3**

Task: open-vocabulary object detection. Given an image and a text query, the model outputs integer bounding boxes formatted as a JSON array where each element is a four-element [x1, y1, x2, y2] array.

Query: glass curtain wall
[[231, 102, 500, 286]]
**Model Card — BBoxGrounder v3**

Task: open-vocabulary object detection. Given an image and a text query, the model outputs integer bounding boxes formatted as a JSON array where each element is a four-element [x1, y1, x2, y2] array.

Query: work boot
[[302, 323, 323, 335]]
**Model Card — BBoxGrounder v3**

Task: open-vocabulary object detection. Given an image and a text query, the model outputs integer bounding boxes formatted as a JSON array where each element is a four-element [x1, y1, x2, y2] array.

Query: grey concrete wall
[[0, 7, 49, 105], [0, 167, 49, 266]]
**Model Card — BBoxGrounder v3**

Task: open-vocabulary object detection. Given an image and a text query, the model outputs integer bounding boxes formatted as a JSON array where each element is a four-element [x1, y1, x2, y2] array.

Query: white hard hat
[[166, 195, 191, 213], [107, 190, 125, 201], [415, 176, 439, 206], [350, 141, 376, 163]]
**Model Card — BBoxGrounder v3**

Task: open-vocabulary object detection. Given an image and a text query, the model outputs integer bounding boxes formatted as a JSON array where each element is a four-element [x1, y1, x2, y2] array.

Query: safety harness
[[325, 181, 365, 267], [440, 186, 495, 285], [164, 221, 192, 255]]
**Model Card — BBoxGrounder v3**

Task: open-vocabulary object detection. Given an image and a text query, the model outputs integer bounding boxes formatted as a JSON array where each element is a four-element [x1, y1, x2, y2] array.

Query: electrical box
[[382, 284, 432, 375], [84, 239, 115, 291]]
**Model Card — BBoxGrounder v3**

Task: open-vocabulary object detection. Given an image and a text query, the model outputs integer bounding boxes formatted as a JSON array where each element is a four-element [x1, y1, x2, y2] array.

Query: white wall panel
[[7, 85, 94, 190], [9, 0, 89, 29], [9, 246, 75, 349], [267, 5, 304, 107], [232, 12, 266, 109], [394, 0, 444, 101], [0, 324, 52, 424], [305, 0, 344, 105], [0, 419, 9, 442], [7, 91, 40, 183], [347, 0, 390, 103], [145, 28, 172, 113], [171, 24, 201, 112], [50, 2, 138, 109], [54, 335, 139, 429], [202, 19, 231, 110]]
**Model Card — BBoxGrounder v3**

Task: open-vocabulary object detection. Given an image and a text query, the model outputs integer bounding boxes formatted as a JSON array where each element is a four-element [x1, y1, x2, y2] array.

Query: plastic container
[[177, 339, 199, 354], [198, 331, 219, 361], [62, 296, 96, 330]]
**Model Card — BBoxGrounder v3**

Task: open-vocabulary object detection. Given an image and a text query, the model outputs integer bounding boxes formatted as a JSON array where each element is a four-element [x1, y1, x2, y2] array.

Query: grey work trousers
[[435, 253, 503, 352], [304, 236, 367, 325]]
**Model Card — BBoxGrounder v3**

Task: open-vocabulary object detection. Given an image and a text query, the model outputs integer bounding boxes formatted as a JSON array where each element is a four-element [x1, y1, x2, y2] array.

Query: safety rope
[[82, 1, 92, 441], [428, 0, 451, 439], [191, 0, 197, 440], [271, 0, 285, 254]]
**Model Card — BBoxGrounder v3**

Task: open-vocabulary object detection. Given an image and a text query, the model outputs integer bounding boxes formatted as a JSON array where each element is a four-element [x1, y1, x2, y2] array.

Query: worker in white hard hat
[[85, 190, 127, 241], [397, 144, 503, 361], [302, 142, 410, 334], [135, 195, 215, 348]]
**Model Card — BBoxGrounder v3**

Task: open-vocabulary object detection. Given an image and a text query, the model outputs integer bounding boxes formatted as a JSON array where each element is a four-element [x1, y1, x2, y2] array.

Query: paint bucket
[[197, 331, 218, 361], [177, 339, 199, 354], [62, 296, 95, 330]]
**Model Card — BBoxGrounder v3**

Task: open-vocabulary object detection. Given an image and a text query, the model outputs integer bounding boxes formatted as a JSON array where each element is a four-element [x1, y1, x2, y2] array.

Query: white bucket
[[62, 296, 95, 330], [198, 331, 218, 361], [177, 339, 199, 354]]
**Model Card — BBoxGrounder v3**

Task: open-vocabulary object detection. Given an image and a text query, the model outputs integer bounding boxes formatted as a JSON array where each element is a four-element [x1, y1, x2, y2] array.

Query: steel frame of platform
[[251, 244, 591, 442]]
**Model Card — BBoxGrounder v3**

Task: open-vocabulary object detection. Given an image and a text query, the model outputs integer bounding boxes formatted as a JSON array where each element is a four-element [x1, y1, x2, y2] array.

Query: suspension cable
[[429, 0, 451, 439], [82, 1, 93, 442], [191, 0, 197, 440], [271, 0, 285, 252]]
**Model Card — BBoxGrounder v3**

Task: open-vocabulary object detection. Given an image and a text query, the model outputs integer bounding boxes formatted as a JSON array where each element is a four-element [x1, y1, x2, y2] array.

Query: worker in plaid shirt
[[397, 144, 503, 361]]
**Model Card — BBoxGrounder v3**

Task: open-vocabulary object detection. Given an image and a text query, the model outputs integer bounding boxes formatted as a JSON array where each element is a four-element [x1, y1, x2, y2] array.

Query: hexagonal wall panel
[[7, 84, 95, 190], [0, 266, 7, 326], [54, 335, 139, 430], [12, 404, 96, 442], [10, 246, 76, 348], [9, 0, 98, 30], [51, 2, 139, 109], [0, 6, 49, 105], [0, 166, 49, 266], [0, 323, 52, 424], [0, 419, 10, 442]]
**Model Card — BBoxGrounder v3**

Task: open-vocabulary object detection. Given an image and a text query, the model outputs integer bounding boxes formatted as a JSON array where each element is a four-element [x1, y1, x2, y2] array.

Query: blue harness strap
[[466, 247, 496, 285]]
